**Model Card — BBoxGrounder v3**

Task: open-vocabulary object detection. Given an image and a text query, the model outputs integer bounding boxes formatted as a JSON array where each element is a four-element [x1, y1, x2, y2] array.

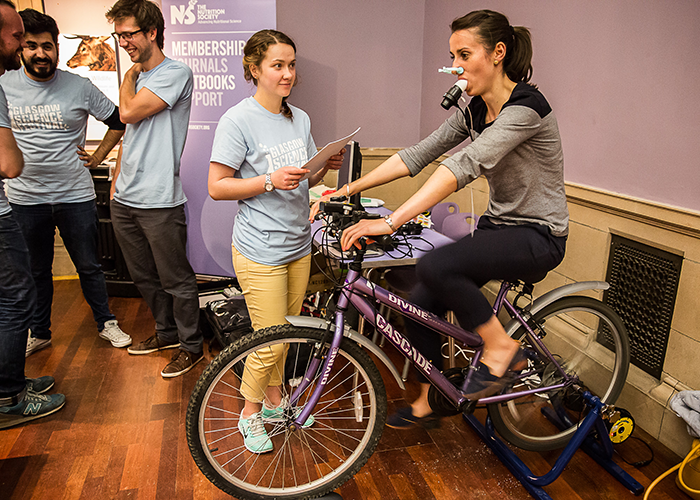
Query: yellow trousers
[[232, 245, 311, 403]]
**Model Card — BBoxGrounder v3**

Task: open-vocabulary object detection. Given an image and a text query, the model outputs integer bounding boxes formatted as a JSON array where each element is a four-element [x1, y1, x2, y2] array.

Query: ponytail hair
[[242, 29, 297, 119], [451, 10, 533, 84]]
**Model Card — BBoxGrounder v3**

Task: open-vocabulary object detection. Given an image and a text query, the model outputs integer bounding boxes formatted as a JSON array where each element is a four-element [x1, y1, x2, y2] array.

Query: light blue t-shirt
[[113, 57, 193, 208], [0, 86, 11, 216], [0, 69, 116, 205], [210, 97, 317, 266]]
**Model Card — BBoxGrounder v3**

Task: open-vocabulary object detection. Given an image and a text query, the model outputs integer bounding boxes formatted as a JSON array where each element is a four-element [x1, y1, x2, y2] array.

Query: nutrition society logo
[[171, 0, 234, 26], [170, 0, 197, 25]]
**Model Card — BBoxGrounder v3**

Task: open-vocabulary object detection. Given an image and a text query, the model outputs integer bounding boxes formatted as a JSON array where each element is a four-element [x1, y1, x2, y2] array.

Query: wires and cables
[[382, 233, 435, 260], [459, 102, 474, 142], [313, 201, 436, 275], [643, 440, 700, 499], [614, 436, 654, 468]]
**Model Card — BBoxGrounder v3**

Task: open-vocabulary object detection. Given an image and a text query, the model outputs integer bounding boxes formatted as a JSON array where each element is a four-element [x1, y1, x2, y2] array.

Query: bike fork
[[288, 289, 351, 429]]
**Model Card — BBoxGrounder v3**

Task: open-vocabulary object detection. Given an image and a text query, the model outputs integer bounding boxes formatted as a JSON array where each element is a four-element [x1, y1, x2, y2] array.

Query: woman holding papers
[[311, 10, 568, 429], [208, 29, 343, 454]]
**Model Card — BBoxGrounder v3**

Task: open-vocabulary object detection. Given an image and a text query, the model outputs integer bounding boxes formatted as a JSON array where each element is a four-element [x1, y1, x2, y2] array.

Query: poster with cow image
[[57, 34, 120, 141]]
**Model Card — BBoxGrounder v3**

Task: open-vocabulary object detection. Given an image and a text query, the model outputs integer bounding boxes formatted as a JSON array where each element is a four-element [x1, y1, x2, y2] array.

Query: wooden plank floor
[[0, 279, 692, 499]]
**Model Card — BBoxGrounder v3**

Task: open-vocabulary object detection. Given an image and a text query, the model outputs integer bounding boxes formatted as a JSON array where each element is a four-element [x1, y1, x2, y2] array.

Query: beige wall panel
[[673, 260, 700, 341], [616, 381, 665, 439], [554, 220, 609, 283], [664, 329, 700, 388]]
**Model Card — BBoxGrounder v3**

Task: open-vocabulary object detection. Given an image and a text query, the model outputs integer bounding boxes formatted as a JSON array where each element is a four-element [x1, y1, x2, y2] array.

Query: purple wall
[[279, 1, 700, 212], [277, 0, 427, 150]]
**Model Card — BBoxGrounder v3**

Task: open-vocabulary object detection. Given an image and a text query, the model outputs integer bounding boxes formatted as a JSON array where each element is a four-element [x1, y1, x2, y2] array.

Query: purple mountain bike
[[186, 201, 630, 500]]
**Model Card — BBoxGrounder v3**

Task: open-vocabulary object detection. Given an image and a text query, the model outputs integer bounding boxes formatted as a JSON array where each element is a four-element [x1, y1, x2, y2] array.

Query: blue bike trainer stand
[[463, 392, 644, 499]]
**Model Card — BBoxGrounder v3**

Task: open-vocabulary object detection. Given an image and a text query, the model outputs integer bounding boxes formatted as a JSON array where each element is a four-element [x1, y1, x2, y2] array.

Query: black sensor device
[[397, 221, 423, 236]]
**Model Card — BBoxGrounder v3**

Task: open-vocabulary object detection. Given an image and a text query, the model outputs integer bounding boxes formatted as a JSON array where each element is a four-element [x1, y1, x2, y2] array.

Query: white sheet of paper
[[300, 127, 361, 181]]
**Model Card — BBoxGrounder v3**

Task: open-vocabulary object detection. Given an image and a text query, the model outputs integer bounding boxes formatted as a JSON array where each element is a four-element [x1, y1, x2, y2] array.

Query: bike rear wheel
[[186, 325, 387, 499], [488, 296, 629, 451]]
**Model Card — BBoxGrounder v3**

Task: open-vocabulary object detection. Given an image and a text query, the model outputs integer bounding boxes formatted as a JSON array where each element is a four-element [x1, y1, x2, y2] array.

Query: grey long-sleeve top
[[398, 83, 569, 237]]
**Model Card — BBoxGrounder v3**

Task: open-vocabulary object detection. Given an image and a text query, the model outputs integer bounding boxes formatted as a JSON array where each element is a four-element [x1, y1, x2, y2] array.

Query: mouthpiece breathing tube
[[440, 79, 468, 110], [438, 67, 473, 142]]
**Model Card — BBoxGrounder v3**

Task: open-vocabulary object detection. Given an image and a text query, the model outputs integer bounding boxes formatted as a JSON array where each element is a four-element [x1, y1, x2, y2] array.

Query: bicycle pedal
[[460, 400, 477, 416], [428, 367, 466, 416]]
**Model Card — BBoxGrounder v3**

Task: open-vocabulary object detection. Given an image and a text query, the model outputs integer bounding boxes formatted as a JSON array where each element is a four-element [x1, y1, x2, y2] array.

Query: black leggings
[[404, 217, 567, 383]]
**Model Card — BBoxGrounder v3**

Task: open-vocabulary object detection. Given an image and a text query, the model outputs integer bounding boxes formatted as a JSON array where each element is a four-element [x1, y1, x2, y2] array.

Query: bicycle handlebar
[[315, 200, 384, 269]]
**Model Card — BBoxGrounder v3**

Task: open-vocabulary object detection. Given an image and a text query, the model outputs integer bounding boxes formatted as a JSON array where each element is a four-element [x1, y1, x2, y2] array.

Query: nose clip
[[438, 66, 464, 75]]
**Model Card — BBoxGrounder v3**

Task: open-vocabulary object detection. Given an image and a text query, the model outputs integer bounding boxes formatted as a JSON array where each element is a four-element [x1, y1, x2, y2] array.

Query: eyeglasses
[[111, 29, 145, 42]]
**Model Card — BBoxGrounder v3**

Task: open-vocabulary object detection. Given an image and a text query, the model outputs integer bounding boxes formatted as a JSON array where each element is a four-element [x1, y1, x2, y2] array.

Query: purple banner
[[162, 0, 276, 276]]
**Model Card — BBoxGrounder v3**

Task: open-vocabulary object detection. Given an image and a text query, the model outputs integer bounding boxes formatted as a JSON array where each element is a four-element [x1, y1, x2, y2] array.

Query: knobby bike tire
[[186, 325, 387, 499], [488, 296, 630, 451]]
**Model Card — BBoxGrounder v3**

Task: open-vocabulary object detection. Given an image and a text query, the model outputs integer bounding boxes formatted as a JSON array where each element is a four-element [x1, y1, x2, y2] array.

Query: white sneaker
[[261, 395, 315, 428], [99, 320, 132, 348], [238, 412, 273, 453], [26, 336, 51, 357]]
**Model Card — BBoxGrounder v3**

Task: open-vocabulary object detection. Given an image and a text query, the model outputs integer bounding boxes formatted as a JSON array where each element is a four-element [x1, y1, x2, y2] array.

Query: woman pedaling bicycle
[[311, 9, 569, 429]]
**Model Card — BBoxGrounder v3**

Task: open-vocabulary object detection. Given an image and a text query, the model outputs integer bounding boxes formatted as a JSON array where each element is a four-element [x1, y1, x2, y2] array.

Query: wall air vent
[[598, 235, 682, 379]]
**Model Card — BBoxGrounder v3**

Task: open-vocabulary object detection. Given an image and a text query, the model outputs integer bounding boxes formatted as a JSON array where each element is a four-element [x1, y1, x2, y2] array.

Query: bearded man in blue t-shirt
[[0, 9, 132, 357]]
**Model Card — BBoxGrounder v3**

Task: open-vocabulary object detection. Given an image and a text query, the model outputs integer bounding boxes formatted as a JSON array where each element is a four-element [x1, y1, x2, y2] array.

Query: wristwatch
[[264, 173, 275, 192]]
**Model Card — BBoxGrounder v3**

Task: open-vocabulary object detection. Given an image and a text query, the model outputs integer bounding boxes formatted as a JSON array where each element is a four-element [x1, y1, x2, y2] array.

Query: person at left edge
[[0, 8, 131, 358], [0, 0, 66, 430]]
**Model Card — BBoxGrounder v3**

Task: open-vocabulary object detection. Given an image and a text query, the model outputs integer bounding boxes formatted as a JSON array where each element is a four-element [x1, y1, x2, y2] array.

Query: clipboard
[[300, 127, 361, 181]]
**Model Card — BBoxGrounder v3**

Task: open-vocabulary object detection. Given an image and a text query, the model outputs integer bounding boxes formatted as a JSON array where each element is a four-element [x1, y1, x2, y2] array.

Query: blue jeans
[[10, 200, 115, 339], [0, 212, 36, 398]]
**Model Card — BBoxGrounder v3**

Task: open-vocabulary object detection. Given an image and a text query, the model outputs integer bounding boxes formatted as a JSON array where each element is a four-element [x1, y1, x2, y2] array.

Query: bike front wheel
[[186, 325, 387, 499], [488, 296, 630, 451]]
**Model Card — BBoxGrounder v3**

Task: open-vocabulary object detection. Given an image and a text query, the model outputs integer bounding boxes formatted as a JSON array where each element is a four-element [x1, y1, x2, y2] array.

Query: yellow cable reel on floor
[[608, 408, 635, 444]]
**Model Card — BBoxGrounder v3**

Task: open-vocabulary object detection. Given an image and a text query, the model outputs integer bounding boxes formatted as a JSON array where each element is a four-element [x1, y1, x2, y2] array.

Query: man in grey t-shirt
[[0, 9, 132, 357], [106, 0, 202, 378]]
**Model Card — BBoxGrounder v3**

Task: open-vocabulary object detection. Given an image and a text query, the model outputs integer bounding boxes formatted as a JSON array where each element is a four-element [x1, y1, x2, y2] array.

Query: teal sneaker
[[261, 396, 314, 428], [0, 390, 66, 430], [238, 413, 273, 453], [25, 376, 55, 394]]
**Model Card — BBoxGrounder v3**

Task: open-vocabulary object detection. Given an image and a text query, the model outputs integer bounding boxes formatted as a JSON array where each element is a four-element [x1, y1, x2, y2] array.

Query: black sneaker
[[161, 350, 204, 378], [386, 406, 440, 429], [0, 390, 66, 430], [127, 334, 180, 355], [25, 376, 55, 394], [463, 362, 513, 401], [463, 348, 527, 401]]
